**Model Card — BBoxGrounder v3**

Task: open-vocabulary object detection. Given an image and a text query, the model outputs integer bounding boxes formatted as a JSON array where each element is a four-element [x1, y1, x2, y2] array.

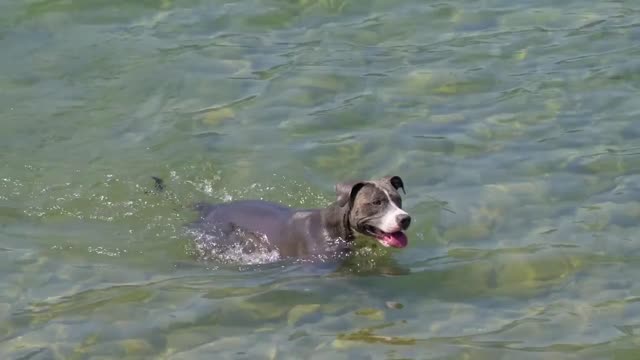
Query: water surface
[[2, 0, 640, 359]]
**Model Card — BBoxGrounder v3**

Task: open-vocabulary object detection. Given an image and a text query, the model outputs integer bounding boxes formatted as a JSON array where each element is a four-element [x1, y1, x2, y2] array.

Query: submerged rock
[[354, 308, 385, 321], [287, 304, 322, 326]]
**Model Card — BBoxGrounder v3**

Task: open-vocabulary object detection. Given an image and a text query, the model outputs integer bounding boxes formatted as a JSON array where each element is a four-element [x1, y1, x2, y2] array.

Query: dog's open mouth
[[364, 225, 408, 248]]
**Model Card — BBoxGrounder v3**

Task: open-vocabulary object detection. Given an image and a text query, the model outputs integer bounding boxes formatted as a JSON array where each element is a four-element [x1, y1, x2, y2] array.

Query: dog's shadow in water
[[329, 244, 411, 277]]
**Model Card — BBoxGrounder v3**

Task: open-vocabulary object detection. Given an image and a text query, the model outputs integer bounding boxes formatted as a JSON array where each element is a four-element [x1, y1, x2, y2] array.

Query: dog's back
[[190, 200, 308, 258], [192, 199, 291, 239], [189, 199, 350, 259]]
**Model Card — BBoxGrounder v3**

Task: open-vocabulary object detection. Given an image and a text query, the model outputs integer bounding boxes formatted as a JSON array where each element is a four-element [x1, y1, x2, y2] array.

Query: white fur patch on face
[[370, 189, 408, 233]]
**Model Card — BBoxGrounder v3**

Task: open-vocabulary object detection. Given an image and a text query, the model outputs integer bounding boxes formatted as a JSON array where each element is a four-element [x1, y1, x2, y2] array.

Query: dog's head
[[335, 176, 411, 248]]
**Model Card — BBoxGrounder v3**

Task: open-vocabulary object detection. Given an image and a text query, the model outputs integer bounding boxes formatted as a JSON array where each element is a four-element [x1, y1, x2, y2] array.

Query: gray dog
[[188, 176, 411, 260]]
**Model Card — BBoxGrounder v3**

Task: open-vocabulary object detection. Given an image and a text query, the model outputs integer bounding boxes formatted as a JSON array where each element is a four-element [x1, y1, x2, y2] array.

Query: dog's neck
[[320, 202, 355, 242]]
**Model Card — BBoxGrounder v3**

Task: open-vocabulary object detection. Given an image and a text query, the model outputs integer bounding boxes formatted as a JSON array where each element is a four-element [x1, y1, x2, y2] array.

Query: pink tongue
[[379, 232, 408, 248]]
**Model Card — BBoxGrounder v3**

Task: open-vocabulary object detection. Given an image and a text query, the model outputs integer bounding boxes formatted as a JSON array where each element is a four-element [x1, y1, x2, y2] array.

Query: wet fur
[[164, 176, 411, 261]]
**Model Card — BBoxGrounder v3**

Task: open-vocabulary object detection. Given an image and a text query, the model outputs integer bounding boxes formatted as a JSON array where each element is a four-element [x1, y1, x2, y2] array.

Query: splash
[[187, 226, 281, 265]]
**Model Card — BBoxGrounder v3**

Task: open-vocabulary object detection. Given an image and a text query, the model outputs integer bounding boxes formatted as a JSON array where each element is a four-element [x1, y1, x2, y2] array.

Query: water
[[2, 0, 640, 358]]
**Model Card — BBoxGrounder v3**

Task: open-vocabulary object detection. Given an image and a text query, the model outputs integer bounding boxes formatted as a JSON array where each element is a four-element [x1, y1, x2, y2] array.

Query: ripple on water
[[3, 0, 640, 357]]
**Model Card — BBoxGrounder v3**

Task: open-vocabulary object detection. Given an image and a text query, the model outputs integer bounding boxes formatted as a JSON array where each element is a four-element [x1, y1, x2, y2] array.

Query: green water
[[2, 0, 640, 358]]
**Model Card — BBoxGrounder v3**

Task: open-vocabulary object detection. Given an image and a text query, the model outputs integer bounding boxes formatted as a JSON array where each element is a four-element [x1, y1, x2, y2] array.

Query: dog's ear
[[384, 176, 406, 194], [335, 181, 366, 207]]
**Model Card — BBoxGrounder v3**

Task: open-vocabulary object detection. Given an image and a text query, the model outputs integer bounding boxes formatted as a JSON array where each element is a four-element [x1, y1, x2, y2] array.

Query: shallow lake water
[[2, 0, 640, 359]]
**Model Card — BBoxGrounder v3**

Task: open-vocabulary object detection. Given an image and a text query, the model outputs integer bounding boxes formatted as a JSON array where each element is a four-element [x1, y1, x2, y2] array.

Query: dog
[[187, 176, 411, 260]]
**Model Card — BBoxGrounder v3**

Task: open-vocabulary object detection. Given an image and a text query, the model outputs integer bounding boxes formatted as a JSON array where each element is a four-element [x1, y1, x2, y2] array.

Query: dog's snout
[[397, 214, 411, 230]]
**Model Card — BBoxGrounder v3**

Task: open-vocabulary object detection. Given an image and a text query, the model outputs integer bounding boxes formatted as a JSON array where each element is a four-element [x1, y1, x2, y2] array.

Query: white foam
[[188, 228, 281, 265]]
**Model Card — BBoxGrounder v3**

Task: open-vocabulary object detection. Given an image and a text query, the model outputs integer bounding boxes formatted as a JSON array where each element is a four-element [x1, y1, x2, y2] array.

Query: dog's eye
[[372, 200, 382, 206]]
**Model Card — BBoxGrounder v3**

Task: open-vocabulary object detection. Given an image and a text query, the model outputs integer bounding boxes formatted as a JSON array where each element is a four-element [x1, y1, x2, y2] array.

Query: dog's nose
[[397, 214, 411, 230]]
